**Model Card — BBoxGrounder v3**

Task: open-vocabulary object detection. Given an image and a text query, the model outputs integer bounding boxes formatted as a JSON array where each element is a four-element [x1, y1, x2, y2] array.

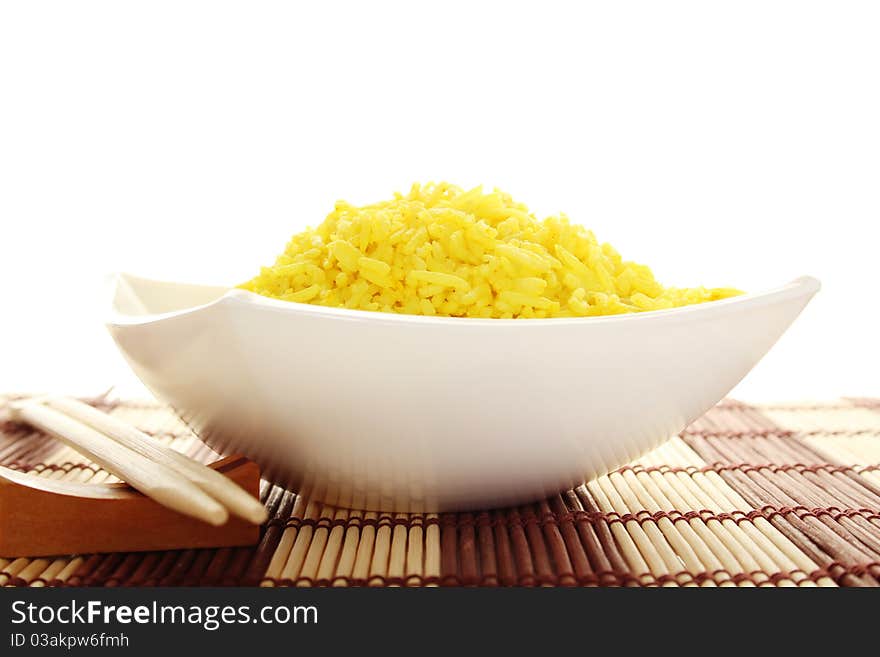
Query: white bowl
[[107, 273, 820, 512]]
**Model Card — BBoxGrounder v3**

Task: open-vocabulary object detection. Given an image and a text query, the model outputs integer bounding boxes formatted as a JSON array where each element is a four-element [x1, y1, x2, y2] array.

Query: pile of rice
[[240, 183, 740, 319]]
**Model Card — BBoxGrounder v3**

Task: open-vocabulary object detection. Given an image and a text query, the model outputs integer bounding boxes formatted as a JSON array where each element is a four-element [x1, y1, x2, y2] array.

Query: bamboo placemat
[[2, 394, 879, 587]]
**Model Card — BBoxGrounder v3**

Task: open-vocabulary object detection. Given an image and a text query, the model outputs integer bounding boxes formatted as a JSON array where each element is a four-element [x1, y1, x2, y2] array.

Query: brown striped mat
[[2, 394, 880, 587]]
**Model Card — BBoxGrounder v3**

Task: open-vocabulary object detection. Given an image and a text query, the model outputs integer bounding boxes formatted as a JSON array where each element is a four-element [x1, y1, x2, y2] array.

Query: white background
[[1, 1, 877, 401]]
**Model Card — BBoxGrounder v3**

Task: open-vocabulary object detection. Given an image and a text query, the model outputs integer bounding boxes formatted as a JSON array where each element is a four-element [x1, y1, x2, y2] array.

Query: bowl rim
[[106, 272, 821, 328]]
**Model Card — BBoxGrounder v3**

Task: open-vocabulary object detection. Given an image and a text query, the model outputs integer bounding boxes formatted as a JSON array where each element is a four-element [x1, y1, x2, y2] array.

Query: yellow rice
[[240, 183, 741, 319]]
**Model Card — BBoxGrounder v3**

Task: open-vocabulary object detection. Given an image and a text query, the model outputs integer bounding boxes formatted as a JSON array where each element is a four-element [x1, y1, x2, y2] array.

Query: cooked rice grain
[[240, 183, 741, 318]]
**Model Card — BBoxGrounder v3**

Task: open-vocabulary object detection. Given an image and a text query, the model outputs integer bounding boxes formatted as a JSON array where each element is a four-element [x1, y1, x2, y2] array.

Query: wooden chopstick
[[46, 397, 267, 525], [9, 401, 229, 527]]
